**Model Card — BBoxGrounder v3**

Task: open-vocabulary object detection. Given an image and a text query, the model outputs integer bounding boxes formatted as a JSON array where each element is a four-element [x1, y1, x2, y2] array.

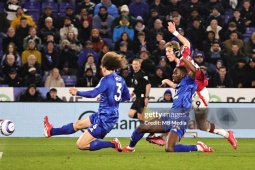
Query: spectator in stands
[[23, 27, 42, 51], [111, 4, 136, 32], [22, 54, 42, 77], [39, 17, 60, 44], [149, 0, 167, 16], [60, 16, 78, 41], [166, 0, 184, 17], [114, 32, 133, 51], [147, 9, 165, 30], [129, 0, 149, 21], [10, 6, 36, 29], [138, 50, 155, 76], [23, 67, 42, 87], [228, 58, 247, 88], [2, 27, 22, 54], [183, 0, 205, 18], [41, 40, 60, 75], [0, 11, 9, 38], [240, 0, 255, 27], [116, 41, 135, 63], [4, 0, 22, 21], [186, 18, 206, 50], [111, 0, 132, 9], [1, 42, 21, 66], [165, 9, 186, 29], [38, 6, 58, 30], [210, 66, 233, 88], [44, 88, 63, 102], [88, 28, 105, 53], [59, 40, 78, 76], [228, 8, 246, 34], [15, 17, 31, 42], [150, 66, 167, 87], [151, 32, 164, 52], [157, 56, 173, 79], [78, 40, 98, 67], [93, 6, 114, 39], [44, 68, 65, 87], [83, 54, 98, 76], [78, 20, 91, 46], [219, 22, 243, 42], [76, 68, 99, 87], [18, 84, 44, 102], [205, 40, 224, 64], [1, 54, 21, 77], [224, 43, 246, 69], [76, 0, 95, 16], [149, 19, 167, 42], [193, 51, 216, 76], [66, 31, 83, 53], [3, 68, 23, 87], [22, 39, 41, 65], [158, 89, 173, 102], [119, 68, 132, 87], [203, 31, 218, 53], [98, 44, 110, 67], [151, 40, 166, 65], [223, 31, 244, 54], [59, 6, 79, 29], [78, 8, 93, 27], [206, 19, 222, 40], [244, 32, 255, 58], [186, 8, 206, 29], [221, 0, 241, 10], [205, 0, 225, 17], [113, 15, 134, 42], [206, 6, 224, 27], [215, 59, 224, 72], [94, 0, 118, 18], [133, 31, 152, 55], [245, 58, 255, 88]]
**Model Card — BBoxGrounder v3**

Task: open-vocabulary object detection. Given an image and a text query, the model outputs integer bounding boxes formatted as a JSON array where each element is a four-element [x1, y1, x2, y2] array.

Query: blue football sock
[[89, 140, 114, 151], [174, 144, 197, 152], [129, 130, 144, 147], [50, 123, 76, 136]]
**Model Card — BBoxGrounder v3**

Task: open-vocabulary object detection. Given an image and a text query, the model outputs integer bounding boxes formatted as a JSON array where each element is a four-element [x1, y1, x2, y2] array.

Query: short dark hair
[[20, 17, 27, 21], [176, 66, 188, 76], [50, 88, 57, 92], [101, 52, 125, 70]]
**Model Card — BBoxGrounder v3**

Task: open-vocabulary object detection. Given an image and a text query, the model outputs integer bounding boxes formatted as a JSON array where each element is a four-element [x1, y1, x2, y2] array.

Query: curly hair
[[101, 52, 125, 70], [164, 41, 180, 50]]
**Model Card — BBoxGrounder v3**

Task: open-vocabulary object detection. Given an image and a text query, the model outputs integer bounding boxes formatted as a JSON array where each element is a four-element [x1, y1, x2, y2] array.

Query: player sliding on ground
[[43, 52, 130, 152], [148, 22, 237, 150], [122, 55, 214, 153]]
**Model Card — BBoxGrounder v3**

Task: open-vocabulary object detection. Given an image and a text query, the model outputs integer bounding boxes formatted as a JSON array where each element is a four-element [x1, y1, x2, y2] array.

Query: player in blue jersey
[[43, 52, 130, 152], [122, 56, 214, 152]]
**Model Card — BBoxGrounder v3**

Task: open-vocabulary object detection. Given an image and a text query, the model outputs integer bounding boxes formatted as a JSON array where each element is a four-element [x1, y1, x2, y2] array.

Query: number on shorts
[[114, 83, 122, 101], [89, 124, 98, 132], [196, 101, 201, 110]]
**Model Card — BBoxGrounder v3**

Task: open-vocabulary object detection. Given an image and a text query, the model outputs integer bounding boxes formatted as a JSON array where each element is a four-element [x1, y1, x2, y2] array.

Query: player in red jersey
[[148, 22, 238, 149]]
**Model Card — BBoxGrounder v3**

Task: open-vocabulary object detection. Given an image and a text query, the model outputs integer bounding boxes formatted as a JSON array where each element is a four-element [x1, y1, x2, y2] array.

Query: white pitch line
[[0, 152, 3, 160]]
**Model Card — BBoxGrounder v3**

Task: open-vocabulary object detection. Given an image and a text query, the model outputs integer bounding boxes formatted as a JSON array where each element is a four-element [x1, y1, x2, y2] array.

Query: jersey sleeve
[[76, 77, 108, 98], [185, 75, 196, 85], [121, 82, 130, 102], [195, 68, 205, 81], [181, 46, 191, 58]]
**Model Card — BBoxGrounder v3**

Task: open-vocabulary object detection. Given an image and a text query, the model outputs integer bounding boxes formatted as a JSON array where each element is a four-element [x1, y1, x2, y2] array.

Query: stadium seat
[[23, 2, 40, 12], [245, 27, 255, 35], [223, 14, 231, 24], [62, 75, 77, 87], [102, 38, 113, 50], [0, 2, 4, 10], [41, 2, 58, 13], [59, 2, 76, 13], [27, 11, 40, 23], [224, 9, 233, 16]]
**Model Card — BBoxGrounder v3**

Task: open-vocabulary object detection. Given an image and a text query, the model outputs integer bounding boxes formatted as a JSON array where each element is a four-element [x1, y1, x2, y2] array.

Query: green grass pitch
[[0, 138, 255, 170]]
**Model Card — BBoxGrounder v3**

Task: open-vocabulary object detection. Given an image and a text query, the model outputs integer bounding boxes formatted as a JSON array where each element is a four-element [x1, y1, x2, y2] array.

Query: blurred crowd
[[0, 0, 255, 88]]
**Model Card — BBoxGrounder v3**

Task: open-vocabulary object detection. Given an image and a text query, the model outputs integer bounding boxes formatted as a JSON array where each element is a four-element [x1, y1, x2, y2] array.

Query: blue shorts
[[88, 113, 108, 139]]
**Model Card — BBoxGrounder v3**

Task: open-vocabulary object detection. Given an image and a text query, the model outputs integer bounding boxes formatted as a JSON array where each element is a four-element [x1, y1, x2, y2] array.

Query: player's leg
[[128, 98, 144, 120], [122, 118, 165, 152]]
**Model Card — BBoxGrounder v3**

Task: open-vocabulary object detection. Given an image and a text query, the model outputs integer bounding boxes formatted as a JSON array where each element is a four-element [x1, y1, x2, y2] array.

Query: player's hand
[[144, 98, 149, 107], [130, 92, 135, 98], [96, 96, 100, 101], [161, 79, 169, 86], [69, 87, 78, 96], [168, 22, 176, 34]]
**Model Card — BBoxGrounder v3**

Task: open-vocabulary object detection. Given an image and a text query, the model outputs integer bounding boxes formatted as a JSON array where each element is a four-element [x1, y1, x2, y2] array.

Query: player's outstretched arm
[[168, 22, 190, 49], [121, 83, 130, 102], [181, 57, 196, 79]]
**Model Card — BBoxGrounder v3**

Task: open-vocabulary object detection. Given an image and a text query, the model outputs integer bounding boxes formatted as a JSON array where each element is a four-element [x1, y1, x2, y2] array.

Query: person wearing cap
[[113, 15, 135, 42], [147, 8, 165, 29], [94, 0, 118, 18], [93, 6, 114, 39], [111, 4, 136, 32], [3, 68, 23, 87], [76, 67, 99, 87], [21, 39, 42, 65], [44, 68, 65, 87], [10, 6, 36, 29], [78, 40, 99, 67], [158, 89, 173, 102], [59, 6, 80, 28], [18, 84, 44, 102], [23, 27, 42, 51], [60, 16, 78, 41], [244, 32, 255, 58], [38, 6, 58, 30], [245, 58, 255, 87], [76, 0, 96, 16], [193, 51, 216, 76], [44, 88, 63, 102], [219, 21, 243, 42], [115, 41, 135, 63], [228, 57, 247, 88], [227, 8, 246, 34], [1, 54, 21, 78]]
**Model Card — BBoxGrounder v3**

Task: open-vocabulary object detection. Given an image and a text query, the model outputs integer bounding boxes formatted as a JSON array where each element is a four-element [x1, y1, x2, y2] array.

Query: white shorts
[[192, 87, 209, 114]]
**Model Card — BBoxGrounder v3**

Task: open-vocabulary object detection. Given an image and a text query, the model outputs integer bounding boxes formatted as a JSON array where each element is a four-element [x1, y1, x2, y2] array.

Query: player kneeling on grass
[[44, 52, 130, 152], [122, 57, 214, 153]]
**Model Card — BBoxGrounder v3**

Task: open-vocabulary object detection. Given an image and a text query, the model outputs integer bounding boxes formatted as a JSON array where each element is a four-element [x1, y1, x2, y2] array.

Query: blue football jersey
[[77, 72, 130, 132]]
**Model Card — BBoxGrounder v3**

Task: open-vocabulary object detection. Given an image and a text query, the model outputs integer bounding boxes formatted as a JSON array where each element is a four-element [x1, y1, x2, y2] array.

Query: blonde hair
[[164, 41, 180, 50]]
